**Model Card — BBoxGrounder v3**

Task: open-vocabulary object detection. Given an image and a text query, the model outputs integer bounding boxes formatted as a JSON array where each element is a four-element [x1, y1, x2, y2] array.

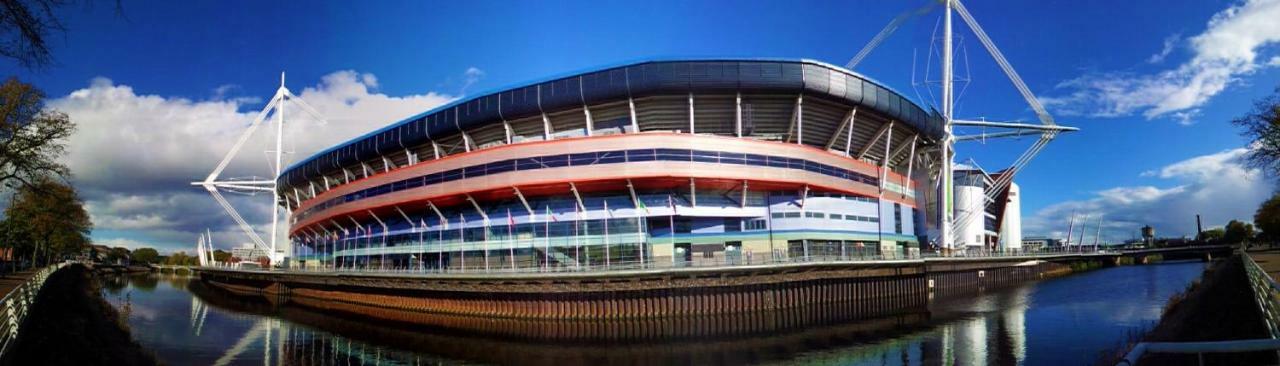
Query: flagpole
[[604, 200, 611, 269], [368, 225, 375, 270], [637, 213, 645, 268], [575, 205, 581, 270], [508, 208, 515, 271], [459, 214, 465, 273], [636, 195, 648, 268], [437, 217, 443, 272], [669, 194, 676, 267], [418, 221, 425, 272], [483, 214, 490, 273], [544, 206, 551, 271]]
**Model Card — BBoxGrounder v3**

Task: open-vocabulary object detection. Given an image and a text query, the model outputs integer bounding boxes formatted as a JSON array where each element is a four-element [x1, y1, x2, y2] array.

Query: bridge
[[152, 265, 194, 274]]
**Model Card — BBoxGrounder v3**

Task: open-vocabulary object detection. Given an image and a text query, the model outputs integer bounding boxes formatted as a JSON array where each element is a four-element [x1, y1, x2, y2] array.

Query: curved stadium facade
[[281, 59, 945, 270]]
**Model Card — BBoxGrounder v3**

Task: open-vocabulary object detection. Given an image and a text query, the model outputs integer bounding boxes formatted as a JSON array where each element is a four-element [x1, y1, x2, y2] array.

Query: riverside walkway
[[0, 269, 43, 299], [1245, 249, 1280, 282]]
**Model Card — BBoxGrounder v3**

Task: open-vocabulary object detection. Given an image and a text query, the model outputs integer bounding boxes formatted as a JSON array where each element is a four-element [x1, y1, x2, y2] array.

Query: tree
[[0, 0, 123, 68], [1224, 220, 1256, 245], [212, 249, 231, 263], [1257, 193, 1280, 244], [132, 247, 159, 264], [105, 246, 129, 264], [165, 252, 196, 266], [0, 78, 75, 189], [1, 177, 91, 266], [1236, 87, 1280, 177], [1198, 228, 1225, 243]]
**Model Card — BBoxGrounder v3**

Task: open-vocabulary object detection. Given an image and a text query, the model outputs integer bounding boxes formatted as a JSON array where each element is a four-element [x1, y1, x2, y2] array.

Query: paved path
[[0, 269, 41, 299], [1245, 249, 1280, 282]]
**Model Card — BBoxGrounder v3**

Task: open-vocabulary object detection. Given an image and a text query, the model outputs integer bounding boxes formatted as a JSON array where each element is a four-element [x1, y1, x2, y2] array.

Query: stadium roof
[[280, 58, 943, 187]]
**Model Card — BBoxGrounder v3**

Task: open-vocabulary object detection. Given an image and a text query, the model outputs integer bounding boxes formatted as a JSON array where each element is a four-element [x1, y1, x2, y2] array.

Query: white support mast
[[193, 72, 325, 266], [939, 0, 955, 251]]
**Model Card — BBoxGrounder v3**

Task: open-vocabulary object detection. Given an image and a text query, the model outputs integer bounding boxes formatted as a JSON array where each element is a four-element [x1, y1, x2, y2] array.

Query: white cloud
[[461, 67, 485, 94], [1024, 148, 1271, 242], [1042, 0, 1280, 120], [1148, 33, 1182, 64], [49, 69, 478, 252]]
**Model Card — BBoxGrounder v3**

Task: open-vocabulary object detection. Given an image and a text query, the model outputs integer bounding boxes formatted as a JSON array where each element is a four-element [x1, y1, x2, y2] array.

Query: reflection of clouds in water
[[126, 303, 161, 321]]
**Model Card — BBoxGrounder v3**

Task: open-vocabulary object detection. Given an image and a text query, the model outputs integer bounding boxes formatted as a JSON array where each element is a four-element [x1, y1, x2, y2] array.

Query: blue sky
[[6, 0, 1280, 251]]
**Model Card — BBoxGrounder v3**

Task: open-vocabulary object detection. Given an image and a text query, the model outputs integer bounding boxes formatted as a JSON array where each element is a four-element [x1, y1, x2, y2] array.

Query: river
[[101, 261, 1208, 366]]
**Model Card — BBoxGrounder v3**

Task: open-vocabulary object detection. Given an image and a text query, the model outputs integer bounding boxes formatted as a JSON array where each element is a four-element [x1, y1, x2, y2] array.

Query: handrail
[[1118, 339, 1280, 365], [1242, 252, 1280, 339], [0, 263, 68, 357]]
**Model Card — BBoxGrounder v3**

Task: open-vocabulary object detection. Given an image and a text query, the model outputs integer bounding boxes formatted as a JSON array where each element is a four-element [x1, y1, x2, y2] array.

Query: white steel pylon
[[847, 0, 1078, 250], [192, 73, 325, 265]]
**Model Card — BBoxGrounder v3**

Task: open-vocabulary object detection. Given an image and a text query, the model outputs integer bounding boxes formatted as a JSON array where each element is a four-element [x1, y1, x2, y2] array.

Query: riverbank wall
[[197, 255, 1108, 322], [0, 264, 156, 366]]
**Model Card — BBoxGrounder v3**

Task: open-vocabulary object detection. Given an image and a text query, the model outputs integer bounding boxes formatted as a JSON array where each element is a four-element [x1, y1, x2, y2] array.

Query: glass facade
[[294, 147, 897, 223]]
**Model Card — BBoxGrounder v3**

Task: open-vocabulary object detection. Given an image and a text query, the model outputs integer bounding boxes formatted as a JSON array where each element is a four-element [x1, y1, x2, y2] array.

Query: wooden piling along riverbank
[[199, 257, 1081, 324]]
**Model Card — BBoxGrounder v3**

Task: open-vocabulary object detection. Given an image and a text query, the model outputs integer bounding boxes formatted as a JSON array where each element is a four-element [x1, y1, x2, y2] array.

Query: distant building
[[231, 245, 271, 262], [1021, 237, 1061, 252]]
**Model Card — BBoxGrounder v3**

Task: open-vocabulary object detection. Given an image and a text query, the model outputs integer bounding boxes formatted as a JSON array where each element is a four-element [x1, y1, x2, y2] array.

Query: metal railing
[[1116, 251, 1280, 365], [1243, 252, 1280, 338], [0, 263, 67, 357], [227, 245, 1228, 277]]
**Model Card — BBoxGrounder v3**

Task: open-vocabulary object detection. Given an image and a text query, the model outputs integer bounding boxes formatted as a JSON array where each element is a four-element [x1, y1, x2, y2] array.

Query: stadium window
[[441, 169, 463, 182], [656, 148, 690, 161], [485, 160, 514, 174], [597, 151, 626, 164], [783, 212, 801, 218], [894, 203, 903, 234], [829, 214, 843, 220], [626, 149, 655, 162], [569, 152, 597, 166], [771, 212, 785, 219], [804, 212, 825, 219], [542, 155, 569, 168], [691, 150, 719, 163], [720, 152, 745, 165], [516, 157, 541, 170], [766, 156, 788, 168], [745, 219, 767, 230], [723, 218, 741, 232]]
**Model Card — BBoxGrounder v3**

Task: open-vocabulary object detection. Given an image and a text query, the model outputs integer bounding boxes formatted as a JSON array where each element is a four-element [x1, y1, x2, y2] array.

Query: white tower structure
[[193, 73, 325, 266], [954, 175, 985, 247], [1000, 182, 1022, 251]]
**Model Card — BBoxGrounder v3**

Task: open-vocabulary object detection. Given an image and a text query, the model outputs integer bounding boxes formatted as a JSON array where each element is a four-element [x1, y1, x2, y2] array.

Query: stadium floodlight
[[192, 73, 325, 265]]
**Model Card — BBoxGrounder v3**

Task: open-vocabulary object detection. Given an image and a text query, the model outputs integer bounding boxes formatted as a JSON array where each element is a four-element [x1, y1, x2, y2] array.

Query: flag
[[637, 196, 649, 214], [546, 205, 557, 222], [508, 208, 515, 226], [668, 194, 676, 215]]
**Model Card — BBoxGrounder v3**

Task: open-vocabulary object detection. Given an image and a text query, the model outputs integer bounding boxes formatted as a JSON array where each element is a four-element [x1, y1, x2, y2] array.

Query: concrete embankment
[[199, 257, 1084, 323], [0, 264, 157, 366]]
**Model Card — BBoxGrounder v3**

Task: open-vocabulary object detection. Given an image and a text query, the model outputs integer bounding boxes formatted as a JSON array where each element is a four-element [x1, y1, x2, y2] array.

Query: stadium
[[280, 59, 948, 271]]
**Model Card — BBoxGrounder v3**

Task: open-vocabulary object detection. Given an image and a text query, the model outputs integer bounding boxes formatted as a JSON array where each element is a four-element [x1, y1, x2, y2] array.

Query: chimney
[[1196, 214, 1203, 239]]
